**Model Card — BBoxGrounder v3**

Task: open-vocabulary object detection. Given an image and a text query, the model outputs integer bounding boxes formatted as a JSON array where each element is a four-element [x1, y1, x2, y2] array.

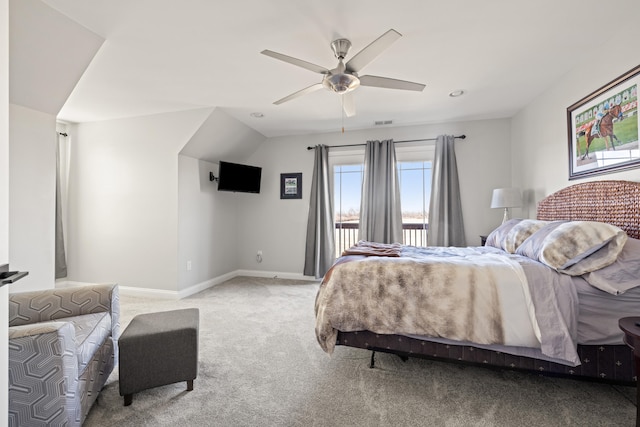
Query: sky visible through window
[[334, 161, 432, 223]]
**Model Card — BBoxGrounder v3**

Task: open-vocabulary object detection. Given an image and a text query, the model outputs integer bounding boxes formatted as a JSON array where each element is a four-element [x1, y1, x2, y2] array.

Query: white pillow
[[484, 218, 521, 250], [516, 221, 628, 275], [502, 219, 549, 253], [485, 219, 548, 253]]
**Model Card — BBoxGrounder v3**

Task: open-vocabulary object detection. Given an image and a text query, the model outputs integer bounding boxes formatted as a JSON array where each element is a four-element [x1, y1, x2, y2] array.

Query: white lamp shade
[[490, 188, 522, 209]]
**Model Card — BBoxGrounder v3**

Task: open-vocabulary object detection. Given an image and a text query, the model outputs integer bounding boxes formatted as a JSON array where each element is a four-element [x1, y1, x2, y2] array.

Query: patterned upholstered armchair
[[8, 284, 120, 427]]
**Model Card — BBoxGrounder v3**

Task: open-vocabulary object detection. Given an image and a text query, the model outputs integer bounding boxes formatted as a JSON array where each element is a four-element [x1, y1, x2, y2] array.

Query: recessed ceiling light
[[449, 90, 465, 97], [250, 112, 264, 118]]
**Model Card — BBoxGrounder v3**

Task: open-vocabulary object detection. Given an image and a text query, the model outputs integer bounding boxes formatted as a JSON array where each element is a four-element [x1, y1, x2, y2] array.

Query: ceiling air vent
[[374, 120, 393, 126]]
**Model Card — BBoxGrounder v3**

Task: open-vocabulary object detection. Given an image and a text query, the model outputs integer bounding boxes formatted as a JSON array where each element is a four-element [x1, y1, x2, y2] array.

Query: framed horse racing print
[[567, 64, 640, 179]]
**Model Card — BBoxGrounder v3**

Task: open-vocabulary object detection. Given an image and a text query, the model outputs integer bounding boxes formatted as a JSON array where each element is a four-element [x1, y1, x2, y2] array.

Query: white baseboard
[[235, 269, 318, 282], [176, 271, 237, 299], [56, 280, 110, 289], [55, 270, 318, 300], [56, 280, 180, 299]]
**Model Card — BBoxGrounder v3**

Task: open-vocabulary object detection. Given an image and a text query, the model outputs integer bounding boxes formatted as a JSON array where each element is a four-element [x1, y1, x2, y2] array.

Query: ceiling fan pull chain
[[342, 95, 345, 134]]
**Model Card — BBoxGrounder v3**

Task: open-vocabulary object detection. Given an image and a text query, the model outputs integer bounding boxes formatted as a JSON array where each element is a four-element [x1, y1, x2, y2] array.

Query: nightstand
[[480, 235, 487, 246], [619, 317, 640, 427]]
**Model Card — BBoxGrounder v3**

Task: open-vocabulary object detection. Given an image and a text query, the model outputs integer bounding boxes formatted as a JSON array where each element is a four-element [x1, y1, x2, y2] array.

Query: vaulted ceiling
[[20, 0, 636, 137]]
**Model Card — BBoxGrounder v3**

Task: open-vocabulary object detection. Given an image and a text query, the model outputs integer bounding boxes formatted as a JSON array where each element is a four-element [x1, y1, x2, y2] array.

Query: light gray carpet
[[84, 276, 637, 426]]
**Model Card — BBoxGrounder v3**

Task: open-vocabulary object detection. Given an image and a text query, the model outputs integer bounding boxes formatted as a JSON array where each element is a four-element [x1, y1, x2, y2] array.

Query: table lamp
[[491, 188, 522, 224]]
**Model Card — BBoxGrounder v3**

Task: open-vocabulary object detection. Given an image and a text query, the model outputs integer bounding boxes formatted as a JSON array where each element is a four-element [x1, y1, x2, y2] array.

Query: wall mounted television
[[216, 161, 262, 194]]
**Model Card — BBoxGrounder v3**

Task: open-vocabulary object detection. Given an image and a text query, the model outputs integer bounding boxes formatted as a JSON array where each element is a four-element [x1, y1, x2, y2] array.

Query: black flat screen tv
[[217, 161, 262, 194]]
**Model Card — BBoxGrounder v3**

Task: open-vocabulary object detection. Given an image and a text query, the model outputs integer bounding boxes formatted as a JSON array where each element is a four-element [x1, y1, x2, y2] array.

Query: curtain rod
[[306, 134, 466, 150]]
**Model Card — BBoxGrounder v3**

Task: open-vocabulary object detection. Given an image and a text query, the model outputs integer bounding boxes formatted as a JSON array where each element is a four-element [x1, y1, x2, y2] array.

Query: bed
[[315, 180, 640, 384]]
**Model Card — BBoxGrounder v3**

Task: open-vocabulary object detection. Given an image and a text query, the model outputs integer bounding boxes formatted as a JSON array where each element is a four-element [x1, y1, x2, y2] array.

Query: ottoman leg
[[187, 380, 194, 391], [124, 394, 133, 406]]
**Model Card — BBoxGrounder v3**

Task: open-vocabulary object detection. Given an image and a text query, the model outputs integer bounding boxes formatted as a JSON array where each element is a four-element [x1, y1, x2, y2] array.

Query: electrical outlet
[[256, 250, 263, 263], [186, 260, 192, 271]]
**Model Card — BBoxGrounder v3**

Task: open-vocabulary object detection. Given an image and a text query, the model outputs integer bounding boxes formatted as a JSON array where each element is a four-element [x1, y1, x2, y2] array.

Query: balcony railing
[[334, 222, 428, 257]]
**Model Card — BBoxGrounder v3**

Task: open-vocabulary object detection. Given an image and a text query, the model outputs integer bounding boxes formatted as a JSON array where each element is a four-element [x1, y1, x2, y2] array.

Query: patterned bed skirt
[[336, 331, 636, 385]]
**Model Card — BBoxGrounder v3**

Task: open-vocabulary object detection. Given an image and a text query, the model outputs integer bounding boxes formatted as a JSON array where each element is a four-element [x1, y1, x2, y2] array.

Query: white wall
[[179, 108, 266, 164], [177, 156, 239, 291], [0, 0, 7, 264], [1, 0, 9, 418], [9, 0, 103, 117], [67, 109, 210, 291], [9, 104, 56, 292], [512, 25, 640, 215], [238, 118, 512, 275]]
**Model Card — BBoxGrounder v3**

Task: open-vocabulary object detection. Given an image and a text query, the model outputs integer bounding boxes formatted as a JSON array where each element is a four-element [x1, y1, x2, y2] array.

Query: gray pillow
[[583, 237, 640, 294]]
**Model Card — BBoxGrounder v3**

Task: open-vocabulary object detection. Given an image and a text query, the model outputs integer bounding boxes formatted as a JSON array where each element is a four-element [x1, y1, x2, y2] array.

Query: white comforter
[[315, 245, 580, 365]]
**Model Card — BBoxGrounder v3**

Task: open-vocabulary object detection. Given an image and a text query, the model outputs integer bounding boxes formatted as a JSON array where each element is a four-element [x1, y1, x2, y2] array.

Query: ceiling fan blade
[[345, 29, 402, 73], [342, 92, 356, 117], [261, 50, 329, 74], [273, 83, 324, 105], [359, 75, 426, 91]]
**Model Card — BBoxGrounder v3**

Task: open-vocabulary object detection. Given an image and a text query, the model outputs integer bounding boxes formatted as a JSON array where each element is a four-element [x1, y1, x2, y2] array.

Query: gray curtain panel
[[427, 134, 466, 246], [358, 139, 403, 244], [303, 145, 335, 279], [55, 134, 68, 279]]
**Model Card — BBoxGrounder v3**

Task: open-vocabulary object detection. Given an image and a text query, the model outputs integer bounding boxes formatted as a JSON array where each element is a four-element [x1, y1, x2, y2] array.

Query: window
[[333, 164, 363, 255], [397, 161, 432, 246], [331, 144, 434, 255]]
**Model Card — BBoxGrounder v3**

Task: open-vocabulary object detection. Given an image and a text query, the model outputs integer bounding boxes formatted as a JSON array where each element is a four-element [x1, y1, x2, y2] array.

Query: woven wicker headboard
[[537, 180, 640, 239]]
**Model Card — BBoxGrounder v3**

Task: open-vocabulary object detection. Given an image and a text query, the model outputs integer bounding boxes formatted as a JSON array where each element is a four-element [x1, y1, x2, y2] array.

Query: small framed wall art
[[280, 173, 302, 199]]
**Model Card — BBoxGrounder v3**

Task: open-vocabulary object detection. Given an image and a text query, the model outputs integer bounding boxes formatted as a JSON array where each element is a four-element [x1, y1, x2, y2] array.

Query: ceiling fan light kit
[[261, 29, 426, 118], [323, 72, 359, 94]]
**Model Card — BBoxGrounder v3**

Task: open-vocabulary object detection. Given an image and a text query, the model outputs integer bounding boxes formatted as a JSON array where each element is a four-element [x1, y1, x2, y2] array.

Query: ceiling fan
[[261, 29, 425, 117]]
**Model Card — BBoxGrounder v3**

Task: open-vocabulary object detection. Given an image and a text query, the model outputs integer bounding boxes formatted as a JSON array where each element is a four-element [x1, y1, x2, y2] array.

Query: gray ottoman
[[118, 308, 199, 406]]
